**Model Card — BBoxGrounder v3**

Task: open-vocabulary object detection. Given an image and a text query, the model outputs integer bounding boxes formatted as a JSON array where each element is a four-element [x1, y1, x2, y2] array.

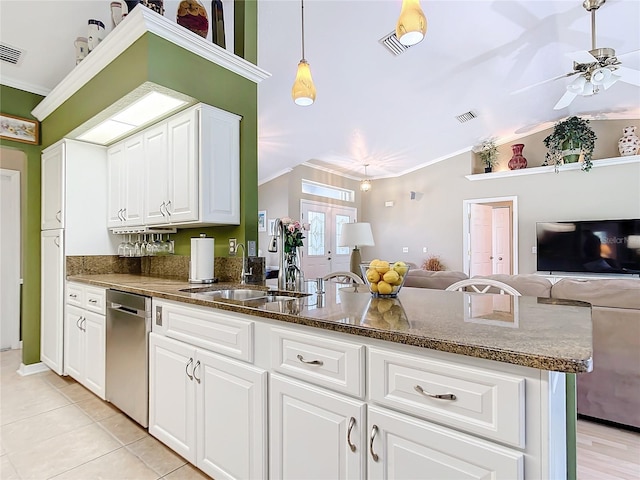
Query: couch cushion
[[473, 274, 552, 298], [551, 278, 640, 309], [404, 270, 468, 290]]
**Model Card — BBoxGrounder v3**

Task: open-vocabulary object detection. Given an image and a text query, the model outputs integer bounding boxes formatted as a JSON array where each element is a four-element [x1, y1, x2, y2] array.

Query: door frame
[[462, 196, 518, 276]]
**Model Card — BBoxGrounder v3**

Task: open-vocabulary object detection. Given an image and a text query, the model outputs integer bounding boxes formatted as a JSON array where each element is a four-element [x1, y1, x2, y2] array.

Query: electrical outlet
[[422, 247, 428, 253], [229, 238, 236, 255], [248, 241, 256, 257], [531, 246, 537, 254], [402, 247, 409, 253]]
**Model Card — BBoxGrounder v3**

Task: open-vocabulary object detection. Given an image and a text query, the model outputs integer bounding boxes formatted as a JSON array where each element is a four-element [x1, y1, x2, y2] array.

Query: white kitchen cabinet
[[143, 123, 170, 224], [367, 405, 524, 480], [64, 283, 106, 399], [107, 134, 144, 227], [41, 229, 64, 375], [41, 143, 64, 230], [149, 332, 267, 479], [270, 373, 366, 480]]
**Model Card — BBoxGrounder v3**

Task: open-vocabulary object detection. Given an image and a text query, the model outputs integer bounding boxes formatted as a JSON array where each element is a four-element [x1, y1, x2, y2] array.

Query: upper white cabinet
[[42, 143, 64, 230], [109, 103, 240, 228]]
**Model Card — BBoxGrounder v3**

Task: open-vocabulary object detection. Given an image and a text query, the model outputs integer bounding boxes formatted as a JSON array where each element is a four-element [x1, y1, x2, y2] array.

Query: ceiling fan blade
[[510, 71, 579, 95], [617, 48, 640, 59], [553, 90, 578, 110], [615, 66, 640, 87], [566, 50, 598, 64]]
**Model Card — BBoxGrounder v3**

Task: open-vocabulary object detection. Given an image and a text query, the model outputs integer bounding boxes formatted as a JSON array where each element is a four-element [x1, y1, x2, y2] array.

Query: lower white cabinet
[[367, 405, 523, 480], [149, 333, 267, 480], [270, 374, 366, 480], [41, 229, 64, 375]]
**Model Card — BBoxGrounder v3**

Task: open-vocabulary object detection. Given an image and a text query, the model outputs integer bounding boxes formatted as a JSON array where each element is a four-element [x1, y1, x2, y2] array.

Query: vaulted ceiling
[[2, 1, 639, 184]]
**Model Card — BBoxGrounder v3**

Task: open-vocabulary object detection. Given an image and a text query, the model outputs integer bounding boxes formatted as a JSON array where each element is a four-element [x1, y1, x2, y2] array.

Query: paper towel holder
[[189, 234, 217, 283]]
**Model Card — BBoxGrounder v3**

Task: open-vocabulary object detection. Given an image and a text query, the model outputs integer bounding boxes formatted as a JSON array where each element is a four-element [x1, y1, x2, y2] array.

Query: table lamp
[[339, 222, 375, 277]]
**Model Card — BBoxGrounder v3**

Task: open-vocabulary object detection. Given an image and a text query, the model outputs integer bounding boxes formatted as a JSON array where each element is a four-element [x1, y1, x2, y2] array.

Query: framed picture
[[0, 113, 39, 145], [268, 219, 276, 236], [258, 210, 267, 232]]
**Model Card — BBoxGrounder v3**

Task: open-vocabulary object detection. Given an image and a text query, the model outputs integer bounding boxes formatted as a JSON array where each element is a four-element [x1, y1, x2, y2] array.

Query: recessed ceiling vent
[[379, 31, 413, 56], [455, 111, 477, 123], [0, 43, 24, 66]]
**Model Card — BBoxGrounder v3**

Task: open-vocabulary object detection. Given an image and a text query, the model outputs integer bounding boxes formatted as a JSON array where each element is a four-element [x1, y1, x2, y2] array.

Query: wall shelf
[[465, 155, 639, 181]]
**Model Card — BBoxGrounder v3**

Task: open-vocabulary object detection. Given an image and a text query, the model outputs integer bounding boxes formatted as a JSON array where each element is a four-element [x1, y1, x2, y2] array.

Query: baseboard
[[17, 362, 50, 376]]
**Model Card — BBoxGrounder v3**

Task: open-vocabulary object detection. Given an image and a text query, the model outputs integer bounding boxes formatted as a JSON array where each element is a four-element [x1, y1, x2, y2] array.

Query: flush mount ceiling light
[[291, 0, 316, 106], [360, 164, 372, 192], [396, 0, 427, 46]]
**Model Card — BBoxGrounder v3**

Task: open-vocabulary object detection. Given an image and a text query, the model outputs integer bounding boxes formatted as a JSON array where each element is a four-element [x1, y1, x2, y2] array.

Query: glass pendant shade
[[292, 59, 316, 106], [360, 179, 372, 192], [396, 0, 427, 46]]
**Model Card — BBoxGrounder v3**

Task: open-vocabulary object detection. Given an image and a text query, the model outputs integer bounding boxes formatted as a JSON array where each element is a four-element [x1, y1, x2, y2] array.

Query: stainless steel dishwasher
[[106, 289, 151, 428]]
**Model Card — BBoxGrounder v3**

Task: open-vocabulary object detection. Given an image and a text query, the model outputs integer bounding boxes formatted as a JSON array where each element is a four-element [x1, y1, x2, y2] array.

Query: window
[[301, 179, 355, 202]]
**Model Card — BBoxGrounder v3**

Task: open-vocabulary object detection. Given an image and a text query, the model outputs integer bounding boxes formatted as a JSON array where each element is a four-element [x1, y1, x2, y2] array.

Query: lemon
[[377, 281, 393, 295], [369, 259, 381, 269], [393, 261, 409, 276], [370, 282, 379, 293], [366, 269, 381, 283], [377, 298, 394, 313], [375, 261, 390, 274], [383, 270, 400, 284]]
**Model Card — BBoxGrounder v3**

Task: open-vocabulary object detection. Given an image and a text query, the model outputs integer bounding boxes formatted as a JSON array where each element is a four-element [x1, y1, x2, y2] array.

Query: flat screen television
[[536, 219, 640, 276]]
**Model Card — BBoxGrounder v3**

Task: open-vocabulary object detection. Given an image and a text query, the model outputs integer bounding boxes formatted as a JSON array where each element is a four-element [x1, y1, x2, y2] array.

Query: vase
[[74, 37, 89, 65], [561, 138, 581, 164], [508, 144, 527, 170], [141, 0, 164, 15], [87, 19, 105, 53], [284, 249, 304, 291], [177, 0, 209, 38], [211, 0, 226, 48], [484, 166, 492, 173], [618, 126, 640, 156]]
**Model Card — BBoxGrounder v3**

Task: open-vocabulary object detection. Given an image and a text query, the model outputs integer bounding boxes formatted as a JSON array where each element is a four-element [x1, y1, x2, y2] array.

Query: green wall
[[0, 85, 44, 365]]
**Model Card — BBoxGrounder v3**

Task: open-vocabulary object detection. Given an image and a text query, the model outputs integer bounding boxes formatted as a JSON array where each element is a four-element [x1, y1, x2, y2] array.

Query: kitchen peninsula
[[68, 273, 592, 480]]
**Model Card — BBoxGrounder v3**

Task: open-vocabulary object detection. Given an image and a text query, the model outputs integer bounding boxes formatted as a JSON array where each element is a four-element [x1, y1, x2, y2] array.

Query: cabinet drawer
[[157, 300, 254, 362], [369, 347, 525, 448], [83, 286, 106, 315], [66, 283, 83, 307], [271, 327, 365, 398]]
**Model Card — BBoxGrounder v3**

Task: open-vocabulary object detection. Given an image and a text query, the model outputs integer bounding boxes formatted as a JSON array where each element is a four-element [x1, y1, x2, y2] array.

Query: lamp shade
[[292, 59, 316, 106], [339, 223, 375, 248], [396, 0, 427, 46]]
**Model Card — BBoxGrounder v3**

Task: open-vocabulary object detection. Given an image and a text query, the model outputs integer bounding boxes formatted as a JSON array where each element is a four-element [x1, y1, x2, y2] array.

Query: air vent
[[455, 111, 477, 123], [379, 31, 412, 56], [0, 43, 24, 66]]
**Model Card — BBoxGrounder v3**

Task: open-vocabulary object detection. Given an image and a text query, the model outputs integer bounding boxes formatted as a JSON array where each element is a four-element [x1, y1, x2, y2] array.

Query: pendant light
[[291, 0, 316, 106], [360, 164, 372, 192], [396, 0, 427, 46]]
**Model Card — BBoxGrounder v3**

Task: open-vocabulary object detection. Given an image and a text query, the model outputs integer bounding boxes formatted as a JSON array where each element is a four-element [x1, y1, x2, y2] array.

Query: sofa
[[404, 269, 640, 429]]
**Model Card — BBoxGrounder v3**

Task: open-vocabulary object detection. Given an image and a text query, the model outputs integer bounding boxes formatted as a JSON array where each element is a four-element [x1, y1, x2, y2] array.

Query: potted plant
[[475, 139, 499, 173], [543, 116, 596, 172]]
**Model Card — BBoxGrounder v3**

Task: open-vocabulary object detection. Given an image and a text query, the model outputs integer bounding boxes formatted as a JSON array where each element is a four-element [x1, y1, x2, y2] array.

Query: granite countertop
[[68, 273, 593, 373]]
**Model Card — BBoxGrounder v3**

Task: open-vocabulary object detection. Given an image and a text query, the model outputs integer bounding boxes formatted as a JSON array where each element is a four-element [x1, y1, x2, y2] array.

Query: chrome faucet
[[235, 243, 252, 284]]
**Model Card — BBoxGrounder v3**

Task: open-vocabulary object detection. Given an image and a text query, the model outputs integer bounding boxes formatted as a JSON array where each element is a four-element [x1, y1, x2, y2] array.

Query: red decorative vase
[[508, 143, 527, 170]]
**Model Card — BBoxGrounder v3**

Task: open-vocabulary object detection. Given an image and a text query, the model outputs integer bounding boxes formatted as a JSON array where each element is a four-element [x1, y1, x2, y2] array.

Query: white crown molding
[[32, 7, 270, 121], [1, 76, 51, 97], [258, 167, 293, 186]]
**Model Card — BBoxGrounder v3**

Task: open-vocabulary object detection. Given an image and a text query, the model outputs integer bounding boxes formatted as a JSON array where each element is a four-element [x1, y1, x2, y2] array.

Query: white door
[[470, 204, 493, 276], [367, 405, 523, 480], [197, 349, 268, 480], [492, 207, 512, 274], [300, 200, 356, 279], [64, 305, 84, 380], [0, 169, 21, 350], [41, 143, 64, 230], [83, 311, 105, 399], [144, 123, 169, 225], [270, 374, 366, 480], [168, 108, 199, 223], [41, 229, 64, 375], [149, 333, 197, 463]]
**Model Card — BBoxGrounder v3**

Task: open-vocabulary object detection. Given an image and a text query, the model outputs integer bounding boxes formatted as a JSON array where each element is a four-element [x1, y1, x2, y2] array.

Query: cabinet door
[[199, 105, 240, 225], [144, 123, 170, 225], [42, 143, 64, 230], [367, 405, 523, 480], [196, 349, 267, 480], [83, 311, 106, 399], [41, 230, 65, 375], [64, 304, 84, 381], [123, 135, 144, 226], [149, 333, 197, 463], [167, 108, 198, 223], [270, 374, 366, 480], [107, 143, 125, 227]]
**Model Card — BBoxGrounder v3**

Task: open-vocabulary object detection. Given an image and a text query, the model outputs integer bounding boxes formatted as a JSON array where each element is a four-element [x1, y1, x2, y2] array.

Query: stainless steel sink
[[180, 286, 310, 305], [197, 289, 268, 301]]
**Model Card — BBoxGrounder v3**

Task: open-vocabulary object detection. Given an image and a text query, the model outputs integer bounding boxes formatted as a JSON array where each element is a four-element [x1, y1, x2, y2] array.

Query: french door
[[300, 200, 357, 279]]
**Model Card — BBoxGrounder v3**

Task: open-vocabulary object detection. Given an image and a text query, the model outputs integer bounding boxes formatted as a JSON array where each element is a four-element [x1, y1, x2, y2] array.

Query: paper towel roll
[[189, 236, 215, 283]]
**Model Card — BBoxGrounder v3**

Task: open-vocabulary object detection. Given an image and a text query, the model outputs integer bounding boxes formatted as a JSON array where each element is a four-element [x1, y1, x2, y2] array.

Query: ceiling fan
[[515, 0, 640, 109]]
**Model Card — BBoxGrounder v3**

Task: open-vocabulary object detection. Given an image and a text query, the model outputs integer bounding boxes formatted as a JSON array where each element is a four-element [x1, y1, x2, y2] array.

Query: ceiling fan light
[[292, 60, 316, 106], [567, 75, 587, 94], [591, 67, 612, 85], [602, 71, 621, 90], [396, 0, 427, 46], [360, 179, 372, 192], [580, 81, 596, 96]]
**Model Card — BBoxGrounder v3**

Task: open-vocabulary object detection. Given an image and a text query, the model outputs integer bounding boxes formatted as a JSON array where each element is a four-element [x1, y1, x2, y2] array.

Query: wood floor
[[577, 418, 640, 479]]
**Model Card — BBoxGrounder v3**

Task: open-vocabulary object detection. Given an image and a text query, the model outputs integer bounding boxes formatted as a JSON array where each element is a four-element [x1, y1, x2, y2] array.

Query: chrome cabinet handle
[[55, 210, 62, 222], [54, 236, 60, 247], [193, 360, 201, 383], [498, 257, 503, 261], [76, 316, 83, 329], [159, 201, 166, 217], [122, 208, 127, 220], [297, 354, 323, 366], [347, 417, 357, 452], [117, 209, 123, 221], [369, 425, 379, 462], [88, 299, 98, 304], [414, 385, 457, 401], [79, 317, 86, 332], [185, 358, 194, 380], [69, 293, 78, 299], [166, 200, 172, 216]]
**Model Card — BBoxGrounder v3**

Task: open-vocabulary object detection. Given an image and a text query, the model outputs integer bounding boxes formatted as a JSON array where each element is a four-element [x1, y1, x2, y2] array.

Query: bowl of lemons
[[360, 260, 410, 297]]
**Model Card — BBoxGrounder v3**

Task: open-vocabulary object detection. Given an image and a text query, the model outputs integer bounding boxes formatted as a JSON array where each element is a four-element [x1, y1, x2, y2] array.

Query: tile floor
[[0, 349, 211, 480]]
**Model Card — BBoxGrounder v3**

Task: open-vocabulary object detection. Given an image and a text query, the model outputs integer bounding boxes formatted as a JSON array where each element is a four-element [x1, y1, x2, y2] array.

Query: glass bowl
[[360, 261, 411, 298]]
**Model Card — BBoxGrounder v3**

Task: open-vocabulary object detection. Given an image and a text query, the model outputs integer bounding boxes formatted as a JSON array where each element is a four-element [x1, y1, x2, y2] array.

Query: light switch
[[402, 247, 409, 253]]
